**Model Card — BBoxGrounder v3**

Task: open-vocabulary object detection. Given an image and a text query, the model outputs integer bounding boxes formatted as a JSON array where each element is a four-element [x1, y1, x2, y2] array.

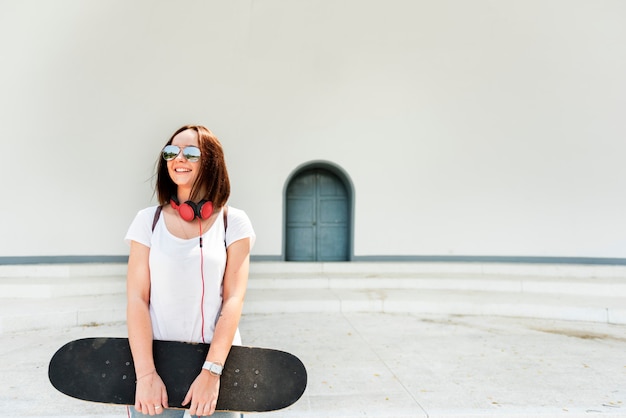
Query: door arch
[[284, 162, 353, 261]]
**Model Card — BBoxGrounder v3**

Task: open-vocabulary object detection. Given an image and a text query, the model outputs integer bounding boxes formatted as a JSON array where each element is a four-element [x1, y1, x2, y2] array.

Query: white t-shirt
[[125, 205, 255, 345]]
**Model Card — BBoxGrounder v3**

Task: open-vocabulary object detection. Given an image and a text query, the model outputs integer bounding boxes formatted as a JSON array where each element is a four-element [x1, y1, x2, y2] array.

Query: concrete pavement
[[1, 311, 625, 418]]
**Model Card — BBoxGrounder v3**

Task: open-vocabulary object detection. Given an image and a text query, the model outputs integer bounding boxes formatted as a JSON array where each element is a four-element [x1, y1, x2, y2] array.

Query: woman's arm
[[127, 240, 168, 414], [184, 237, 251, 417]]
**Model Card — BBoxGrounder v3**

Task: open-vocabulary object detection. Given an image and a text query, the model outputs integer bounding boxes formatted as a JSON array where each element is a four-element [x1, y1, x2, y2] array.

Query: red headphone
[[170, 196, 214, 222]]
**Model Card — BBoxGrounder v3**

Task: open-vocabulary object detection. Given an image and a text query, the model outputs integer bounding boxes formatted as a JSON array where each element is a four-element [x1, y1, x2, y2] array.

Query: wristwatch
[[202, 361, 223, 376]]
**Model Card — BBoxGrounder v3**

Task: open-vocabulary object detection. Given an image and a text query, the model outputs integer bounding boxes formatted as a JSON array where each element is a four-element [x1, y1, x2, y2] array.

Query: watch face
[[204, 362, 222, 375]]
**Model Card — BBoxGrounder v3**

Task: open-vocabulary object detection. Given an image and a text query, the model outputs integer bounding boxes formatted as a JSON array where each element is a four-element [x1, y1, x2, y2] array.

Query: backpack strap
[[223, 206, 228, 248], [152, 205, 163, 232]]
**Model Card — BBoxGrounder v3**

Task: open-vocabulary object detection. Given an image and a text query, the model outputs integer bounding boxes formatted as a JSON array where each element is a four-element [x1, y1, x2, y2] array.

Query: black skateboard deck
[[49, 337, 307, 413]]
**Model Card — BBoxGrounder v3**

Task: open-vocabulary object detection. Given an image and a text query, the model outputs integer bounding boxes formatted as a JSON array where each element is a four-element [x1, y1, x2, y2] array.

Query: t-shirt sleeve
[[225, 207, 256, 249], [124, 206, 158, 247]]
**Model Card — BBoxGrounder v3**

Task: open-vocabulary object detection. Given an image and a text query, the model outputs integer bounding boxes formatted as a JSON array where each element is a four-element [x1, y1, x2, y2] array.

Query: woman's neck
[[176, 187, 192, 203]]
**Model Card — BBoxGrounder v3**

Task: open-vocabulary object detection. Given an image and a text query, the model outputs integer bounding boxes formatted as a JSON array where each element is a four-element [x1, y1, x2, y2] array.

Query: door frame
[[282, 160, 355, 261]]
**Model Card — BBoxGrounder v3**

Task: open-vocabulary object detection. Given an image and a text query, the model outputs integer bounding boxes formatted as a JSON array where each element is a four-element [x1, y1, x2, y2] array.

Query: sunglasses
[[162, 145, 201, 162]]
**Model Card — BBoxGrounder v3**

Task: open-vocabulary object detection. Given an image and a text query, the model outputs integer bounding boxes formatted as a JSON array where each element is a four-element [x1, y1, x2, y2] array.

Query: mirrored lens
[[162, 145, 180, 161], [182, 146, 201, 162]]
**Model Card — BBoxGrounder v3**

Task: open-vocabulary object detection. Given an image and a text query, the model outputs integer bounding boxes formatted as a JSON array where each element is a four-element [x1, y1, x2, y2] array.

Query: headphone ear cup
[[179, 201, 197, 222], [198, 201, 214, 220]]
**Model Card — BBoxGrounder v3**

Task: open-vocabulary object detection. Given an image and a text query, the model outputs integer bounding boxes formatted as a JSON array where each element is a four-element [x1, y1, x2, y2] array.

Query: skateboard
[[48, 337, 307, 412]]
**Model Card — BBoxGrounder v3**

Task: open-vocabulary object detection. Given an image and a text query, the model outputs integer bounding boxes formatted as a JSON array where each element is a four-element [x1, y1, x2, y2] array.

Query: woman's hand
[[183, 371, 220, 416], [134, 371, 169, 415]]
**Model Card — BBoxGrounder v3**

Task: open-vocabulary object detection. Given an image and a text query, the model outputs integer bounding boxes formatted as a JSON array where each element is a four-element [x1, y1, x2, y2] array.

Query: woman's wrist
[[136, 368, 156, 382], [202, 361, 223, 376]]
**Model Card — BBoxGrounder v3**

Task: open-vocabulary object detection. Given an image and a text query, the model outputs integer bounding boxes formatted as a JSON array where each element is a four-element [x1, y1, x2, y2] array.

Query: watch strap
[[202, 361, 223, 376]]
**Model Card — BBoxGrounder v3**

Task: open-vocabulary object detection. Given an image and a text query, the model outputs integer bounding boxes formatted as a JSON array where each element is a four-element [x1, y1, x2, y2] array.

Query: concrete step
[[0, 263, 127, 298], [249, 261, 626, 279], [0, 276, 126, 298], [0, 262, 127, 278], [2, 285, 625, 335], [2, 273, 625, 299], [248, 274, 626, 297], [244, 288, 626, 324], [4, 261, 626, 280], [1, 262, 625, 334], [1, 294, 126, 334], [3, 262, 626, 297]]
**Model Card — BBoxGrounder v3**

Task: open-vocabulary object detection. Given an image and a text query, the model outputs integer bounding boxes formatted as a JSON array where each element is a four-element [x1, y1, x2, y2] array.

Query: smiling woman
[[156, 125, 231, 210], [165, 129, 203, 199], [124, 124, 254, 417]]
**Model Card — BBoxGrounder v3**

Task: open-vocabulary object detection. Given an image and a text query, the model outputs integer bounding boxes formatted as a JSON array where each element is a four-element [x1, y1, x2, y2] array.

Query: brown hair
[[156, 125, 230, 207]]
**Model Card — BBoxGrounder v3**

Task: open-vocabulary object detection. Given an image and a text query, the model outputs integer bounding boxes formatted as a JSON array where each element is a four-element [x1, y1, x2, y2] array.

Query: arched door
[[286, 168, 350, 261]]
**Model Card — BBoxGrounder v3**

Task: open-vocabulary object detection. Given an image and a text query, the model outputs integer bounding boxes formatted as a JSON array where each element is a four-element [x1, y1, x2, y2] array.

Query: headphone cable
[[198, 219, 206, 344]]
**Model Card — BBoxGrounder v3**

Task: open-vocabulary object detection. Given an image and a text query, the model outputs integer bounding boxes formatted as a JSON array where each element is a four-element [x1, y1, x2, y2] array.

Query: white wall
[[1, 0, 625, 260]]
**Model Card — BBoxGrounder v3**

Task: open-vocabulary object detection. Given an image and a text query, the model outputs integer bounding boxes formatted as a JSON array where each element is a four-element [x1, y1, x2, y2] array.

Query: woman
[[125, 125, 255, 417]]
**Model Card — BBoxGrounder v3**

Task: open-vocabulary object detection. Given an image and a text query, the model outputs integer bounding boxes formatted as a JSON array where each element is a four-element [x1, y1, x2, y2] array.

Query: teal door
[[286, 169, 350, 261]]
